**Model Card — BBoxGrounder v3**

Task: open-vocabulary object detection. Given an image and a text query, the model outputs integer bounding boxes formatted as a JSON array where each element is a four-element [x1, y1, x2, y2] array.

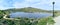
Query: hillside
[[6, 7, 49, 13]]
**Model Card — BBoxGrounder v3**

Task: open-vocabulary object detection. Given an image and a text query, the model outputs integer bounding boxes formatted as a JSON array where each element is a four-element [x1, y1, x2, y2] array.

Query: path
[[54, 16, 60, 25], [3, 15, 20, 20]]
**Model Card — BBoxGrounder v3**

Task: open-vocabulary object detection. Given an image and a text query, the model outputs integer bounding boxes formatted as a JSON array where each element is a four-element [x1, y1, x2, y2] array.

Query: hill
[[6, 7, 49, 13]]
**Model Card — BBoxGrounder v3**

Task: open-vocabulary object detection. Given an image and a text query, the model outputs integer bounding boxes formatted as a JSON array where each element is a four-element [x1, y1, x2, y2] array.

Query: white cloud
[[0, 0, 60, 10], [13, 0, 60, 10]]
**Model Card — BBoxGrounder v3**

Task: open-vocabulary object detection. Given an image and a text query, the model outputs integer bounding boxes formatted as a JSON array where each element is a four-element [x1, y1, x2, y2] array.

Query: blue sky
[[0, 0, 60, 10]]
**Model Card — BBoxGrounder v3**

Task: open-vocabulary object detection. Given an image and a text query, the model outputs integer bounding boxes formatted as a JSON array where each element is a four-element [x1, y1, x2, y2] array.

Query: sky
[[0, 0, 60, 10]]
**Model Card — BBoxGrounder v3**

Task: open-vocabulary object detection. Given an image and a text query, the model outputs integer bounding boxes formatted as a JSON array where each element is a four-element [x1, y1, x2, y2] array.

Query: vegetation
[[6, 7, 50, 13], [0, 17, 55, 25], [0, 10, 55, 25], [1, 7, 60, 25]]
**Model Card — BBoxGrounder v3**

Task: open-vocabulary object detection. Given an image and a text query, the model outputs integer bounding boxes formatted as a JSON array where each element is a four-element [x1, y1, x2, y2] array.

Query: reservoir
[[10, 12, 52, 18]]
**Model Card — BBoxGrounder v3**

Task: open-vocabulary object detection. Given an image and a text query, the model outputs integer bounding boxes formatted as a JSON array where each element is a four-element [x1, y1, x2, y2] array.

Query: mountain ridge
[[5, 7, 52, 13]]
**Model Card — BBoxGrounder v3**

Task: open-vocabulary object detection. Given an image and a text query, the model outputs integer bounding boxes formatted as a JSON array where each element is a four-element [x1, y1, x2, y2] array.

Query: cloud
[[14, 2, 29, 8], [0, 0, 60, 10], [0, 0, 14, 9]]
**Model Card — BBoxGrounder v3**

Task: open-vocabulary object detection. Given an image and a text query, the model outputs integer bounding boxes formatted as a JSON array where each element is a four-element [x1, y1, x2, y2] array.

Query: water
[[10, 12, 52, 18]]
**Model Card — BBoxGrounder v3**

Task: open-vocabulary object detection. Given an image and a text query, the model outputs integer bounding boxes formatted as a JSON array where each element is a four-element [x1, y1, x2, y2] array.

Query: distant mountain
[[5, 7, 50, 13]]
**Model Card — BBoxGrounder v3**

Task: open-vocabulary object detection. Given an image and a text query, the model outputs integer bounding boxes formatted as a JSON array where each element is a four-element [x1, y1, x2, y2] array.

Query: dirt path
[[3, 15, 20, 20], [54, 16, 60, 25]]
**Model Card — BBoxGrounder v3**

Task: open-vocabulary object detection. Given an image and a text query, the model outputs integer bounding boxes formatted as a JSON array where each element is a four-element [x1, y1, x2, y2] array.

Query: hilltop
[[5, 7, 50, 13]]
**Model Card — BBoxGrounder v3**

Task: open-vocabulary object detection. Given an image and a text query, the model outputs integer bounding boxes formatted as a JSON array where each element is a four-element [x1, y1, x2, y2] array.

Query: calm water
[[10, 12, 52, 18]]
